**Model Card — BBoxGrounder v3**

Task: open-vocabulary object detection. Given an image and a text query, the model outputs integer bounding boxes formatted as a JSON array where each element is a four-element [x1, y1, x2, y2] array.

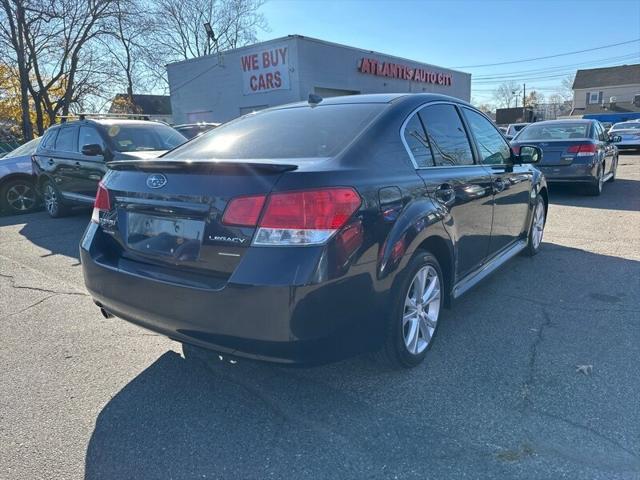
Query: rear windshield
[[166, 103, 386, 160], [4, 137, 41, 158], [611, 122, 640, 130], [175, 125, 217, 139], [104, 124, 186, 152], [516, 123, 589, 141]]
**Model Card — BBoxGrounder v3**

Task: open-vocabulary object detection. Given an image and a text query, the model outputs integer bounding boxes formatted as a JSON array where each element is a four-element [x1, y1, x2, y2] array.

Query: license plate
[[127, 212, 204, 261]]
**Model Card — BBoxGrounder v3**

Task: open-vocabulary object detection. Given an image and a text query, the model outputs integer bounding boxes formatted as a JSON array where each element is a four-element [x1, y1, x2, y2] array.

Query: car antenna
[[308, 93, 323, 106]]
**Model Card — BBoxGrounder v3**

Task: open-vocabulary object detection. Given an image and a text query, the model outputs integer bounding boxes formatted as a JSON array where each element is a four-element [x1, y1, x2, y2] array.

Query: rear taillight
[[222, 187, 361, 246], [567, 143, 597, 156], [255, 188, 361, 245], [222, 195, 266, 227], [91, 182, 111, 224]]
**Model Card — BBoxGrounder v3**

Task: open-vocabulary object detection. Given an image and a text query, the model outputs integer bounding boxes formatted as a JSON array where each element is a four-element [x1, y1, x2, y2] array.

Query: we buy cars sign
[[241, 44, 290, 95]]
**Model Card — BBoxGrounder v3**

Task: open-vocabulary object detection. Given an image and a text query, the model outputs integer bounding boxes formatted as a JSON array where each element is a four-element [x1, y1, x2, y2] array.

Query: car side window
[[596, 123, 607, 142], [55, 127, 78, 152], [462, 108, 511, 165], [418, 104, 474, 166], [403, 114, 434, 168], [40, 129, 58, 150], [78, 126, 104, 151]]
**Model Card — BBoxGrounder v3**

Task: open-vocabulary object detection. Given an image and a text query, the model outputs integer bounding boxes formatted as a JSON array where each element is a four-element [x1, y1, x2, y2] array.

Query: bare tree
[[493, 81, 522, 109], [0, 0, 121, 135], [145, 0, 266, 85], [559, 74, 575, 102], [0, 0, 34, 139], [525, 90, 545, 107], [100, 0, 154, 103]]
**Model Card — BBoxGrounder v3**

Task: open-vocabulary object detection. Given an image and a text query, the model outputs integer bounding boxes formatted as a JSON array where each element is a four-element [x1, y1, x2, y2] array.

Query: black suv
[[33, 118, 186, 217], [81, 94, 547, 368]]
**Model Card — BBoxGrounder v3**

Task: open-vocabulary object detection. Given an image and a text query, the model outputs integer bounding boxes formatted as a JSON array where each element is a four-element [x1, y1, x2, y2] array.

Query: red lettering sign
[[357, 57, 453, 87], [242, 44, 290, 95]]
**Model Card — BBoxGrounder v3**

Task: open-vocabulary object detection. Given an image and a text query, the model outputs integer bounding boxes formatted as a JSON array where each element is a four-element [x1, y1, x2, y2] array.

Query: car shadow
[[0, 209, 90, 261], [84, 242, 640, 479], [547, 178, 640, 212]]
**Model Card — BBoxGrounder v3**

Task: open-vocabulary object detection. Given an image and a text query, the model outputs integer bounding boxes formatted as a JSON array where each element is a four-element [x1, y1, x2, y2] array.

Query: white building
[[167, 35, 471, 124]]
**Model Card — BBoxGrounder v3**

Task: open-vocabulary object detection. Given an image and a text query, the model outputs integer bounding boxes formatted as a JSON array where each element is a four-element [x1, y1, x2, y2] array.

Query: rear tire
[[525, 195, 546, 257], [377, 250, 444, 369], [0, 178, 39, 215], [585, 163, 604, 196], [42, 180, 70, 218], [607, 157, 617, 183]]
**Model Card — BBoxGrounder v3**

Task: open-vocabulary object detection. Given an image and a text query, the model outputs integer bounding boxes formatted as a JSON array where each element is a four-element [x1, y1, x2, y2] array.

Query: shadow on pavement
[[0, 209, 90, 261], [84, 243, 640, 480], [548, 178, 640, 212]]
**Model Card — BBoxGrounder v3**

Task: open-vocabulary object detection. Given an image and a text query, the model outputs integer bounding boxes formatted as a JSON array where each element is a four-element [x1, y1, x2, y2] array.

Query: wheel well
[[0, 173, 36, 191], [416, 236, 453, 307]]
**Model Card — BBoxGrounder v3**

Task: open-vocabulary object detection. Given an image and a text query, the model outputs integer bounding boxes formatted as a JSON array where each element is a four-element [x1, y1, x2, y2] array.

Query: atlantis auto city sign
[[358, 57, 453, 86]]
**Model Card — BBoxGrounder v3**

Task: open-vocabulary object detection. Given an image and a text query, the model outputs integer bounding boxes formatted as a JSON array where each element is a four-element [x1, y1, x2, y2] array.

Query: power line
[[470, 55, 640, 86], [454, 39, 640, 68], [472, 53, 639, 80]]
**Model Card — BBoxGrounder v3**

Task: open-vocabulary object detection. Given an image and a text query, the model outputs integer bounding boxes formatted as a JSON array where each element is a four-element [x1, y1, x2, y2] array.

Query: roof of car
[[529, 119, 595, 126], [272, 93, 470, 109], [48, 119, 167, 129]]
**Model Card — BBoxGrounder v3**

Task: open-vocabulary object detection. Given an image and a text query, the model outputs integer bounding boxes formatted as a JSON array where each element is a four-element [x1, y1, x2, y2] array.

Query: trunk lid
[[513, 139, 595, 166], [100, 159, 297, 278]]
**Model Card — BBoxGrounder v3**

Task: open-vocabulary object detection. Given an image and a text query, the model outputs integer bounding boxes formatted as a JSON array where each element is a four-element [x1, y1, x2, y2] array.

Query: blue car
[[0, 137, 41, 215]]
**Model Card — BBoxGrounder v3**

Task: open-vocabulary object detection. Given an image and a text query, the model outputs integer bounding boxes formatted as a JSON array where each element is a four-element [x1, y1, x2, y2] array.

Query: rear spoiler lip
[[106, 158, 299, 172]]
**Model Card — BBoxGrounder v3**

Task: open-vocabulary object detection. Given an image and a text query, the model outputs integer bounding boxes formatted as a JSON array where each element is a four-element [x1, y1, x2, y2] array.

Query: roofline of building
[[573, 82, 640, 90], [165, 34, 470, 76]]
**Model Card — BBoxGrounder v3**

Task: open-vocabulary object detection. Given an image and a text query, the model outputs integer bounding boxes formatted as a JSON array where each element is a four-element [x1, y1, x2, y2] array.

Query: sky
[[258, 0, 640, 105]]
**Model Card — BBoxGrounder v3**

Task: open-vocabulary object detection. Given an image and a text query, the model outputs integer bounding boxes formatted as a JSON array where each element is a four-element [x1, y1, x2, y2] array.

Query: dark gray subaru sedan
[[81, 94, 546, 368]]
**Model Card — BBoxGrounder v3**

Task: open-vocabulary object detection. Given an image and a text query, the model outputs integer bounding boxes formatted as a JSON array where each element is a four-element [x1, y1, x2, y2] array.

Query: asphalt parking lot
[[1, 155, 639, 480]]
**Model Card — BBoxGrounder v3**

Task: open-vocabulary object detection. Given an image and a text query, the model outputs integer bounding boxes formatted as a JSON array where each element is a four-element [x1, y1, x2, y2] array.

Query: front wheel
[[378, 250, 444, 369], [42, 180, 70, 218], [0, 178, 39, 215], [525, 195, 546, 256]]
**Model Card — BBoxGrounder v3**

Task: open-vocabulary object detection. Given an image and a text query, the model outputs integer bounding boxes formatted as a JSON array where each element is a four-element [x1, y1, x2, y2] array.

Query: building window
[[588, 92, 601, 104]]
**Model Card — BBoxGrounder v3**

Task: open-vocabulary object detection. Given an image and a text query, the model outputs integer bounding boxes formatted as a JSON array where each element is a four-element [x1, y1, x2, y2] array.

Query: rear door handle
[[47, 158, 55, 166], [74, 161, 82, 167], [434, 184, 455, 205]]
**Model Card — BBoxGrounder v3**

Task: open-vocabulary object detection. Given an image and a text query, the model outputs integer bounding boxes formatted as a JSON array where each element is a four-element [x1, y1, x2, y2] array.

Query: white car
[[609, 122, 640, 151], [506, 123, 530, 137]]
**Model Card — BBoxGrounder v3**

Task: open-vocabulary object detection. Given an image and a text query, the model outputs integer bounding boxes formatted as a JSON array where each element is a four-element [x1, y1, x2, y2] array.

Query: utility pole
[[523, 83, 526, 122]]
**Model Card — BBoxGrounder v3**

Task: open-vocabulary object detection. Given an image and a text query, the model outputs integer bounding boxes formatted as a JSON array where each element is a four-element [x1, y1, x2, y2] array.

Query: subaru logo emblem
[[146, 174, 167, 189]]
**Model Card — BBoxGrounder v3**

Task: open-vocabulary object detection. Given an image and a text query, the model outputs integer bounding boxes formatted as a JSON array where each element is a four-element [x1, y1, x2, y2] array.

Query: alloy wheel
[[44, 184, 58, 216], [532, 200, 545, 249], [403, 265, 441, 355], [597, 166, 604, 193], [6, 183, 36, 212]]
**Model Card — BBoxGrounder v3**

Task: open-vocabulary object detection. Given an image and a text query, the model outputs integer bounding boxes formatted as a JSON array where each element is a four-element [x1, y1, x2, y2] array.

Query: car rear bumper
[[80, 225, 383, 364], [536, 163, 597, 183]]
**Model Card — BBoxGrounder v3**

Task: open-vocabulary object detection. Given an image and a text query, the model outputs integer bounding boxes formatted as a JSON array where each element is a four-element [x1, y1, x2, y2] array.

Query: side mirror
[[82, 143, 103, 156], [514, 145, 542, 164], [609, 135, 622, 143]]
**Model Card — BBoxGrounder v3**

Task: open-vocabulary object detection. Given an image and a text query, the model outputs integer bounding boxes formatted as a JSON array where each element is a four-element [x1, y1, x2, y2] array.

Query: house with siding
[[571, 64, 640, 116]]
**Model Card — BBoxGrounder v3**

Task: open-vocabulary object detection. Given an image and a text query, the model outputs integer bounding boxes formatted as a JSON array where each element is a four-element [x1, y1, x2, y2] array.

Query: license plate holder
[[127, 212, 204, 261]]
